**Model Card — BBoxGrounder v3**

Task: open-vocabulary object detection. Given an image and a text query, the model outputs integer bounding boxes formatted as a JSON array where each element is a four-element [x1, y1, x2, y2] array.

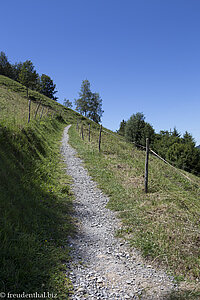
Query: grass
[[0, 75, 84, 299], [0, 118, 75, 298], [1, 74, 200, 298], [0, 75, 81, 127], [68, 121, 200, 298]]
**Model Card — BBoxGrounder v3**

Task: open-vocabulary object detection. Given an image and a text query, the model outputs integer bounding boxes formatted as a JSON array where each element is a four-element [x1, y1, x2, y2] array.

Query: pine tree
[[0, 51, 14, 78], [117, 120, 127, 136]]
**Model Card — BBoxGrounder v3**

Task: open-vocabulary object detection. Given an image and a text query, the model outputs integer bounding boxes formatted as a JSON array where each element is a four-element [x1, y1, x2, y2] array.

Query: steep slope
[[0, 75, 81, 126], [0, 75, 82, 298]]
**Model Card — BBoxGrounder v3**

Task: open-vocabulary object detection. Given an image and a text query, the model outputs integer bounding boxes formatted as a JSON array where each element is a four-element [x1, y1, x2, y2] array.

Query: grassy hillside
[[69, 121, 200, 298], [0, 75, 81, 127], [0, 75, 85, 298], [1, 75, 200, 299]]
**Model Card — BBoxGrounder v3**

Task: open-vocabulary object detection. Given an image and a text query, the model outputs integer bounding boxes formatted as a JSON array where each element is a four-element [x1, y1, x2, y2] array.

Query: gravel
[[61, 125, 177, 299]]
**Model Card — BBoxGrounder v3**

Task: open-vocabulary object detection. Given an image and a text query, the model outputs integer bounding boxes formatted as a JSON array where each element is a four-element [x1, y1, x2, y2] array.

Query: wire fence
[[76, 120, 200, 191], [0, 88, 65, 128], [102, 127, 200, 184]]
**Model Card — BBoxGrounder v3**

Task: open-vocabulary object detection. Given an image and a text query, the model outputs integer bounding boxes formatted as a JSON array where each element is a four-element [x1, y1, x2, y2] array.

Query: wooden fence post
[[88, 124, 91, 142], [81, 124, 84, 140], [145, 138, 149, 193], [28, 99, 31, 123], [99, 125, 102, 152]]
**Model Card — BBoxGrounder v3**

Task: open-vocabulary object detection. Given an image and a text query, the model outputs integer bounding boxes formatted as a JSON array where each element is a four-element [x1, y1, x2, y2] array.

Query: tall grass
[[0, 118, 75, 298], [0, 76, 81, 298]]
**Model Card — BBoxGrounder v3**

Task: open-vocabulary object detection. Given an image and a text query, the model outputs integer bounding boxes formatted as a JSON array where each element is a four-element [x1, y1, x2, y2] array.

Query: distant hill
[[197, 145, 200, 149]]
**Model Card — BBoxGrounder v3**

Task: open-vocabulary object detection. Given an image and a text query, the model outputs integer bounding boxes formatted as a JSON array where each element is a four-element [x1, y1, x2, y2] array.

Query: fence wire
[[78, 122, 200, 188]]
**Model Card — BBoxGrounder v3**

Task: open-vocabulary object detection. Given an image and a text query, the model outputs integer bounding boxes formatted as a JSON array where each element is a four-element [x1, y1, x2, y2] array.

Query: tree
[[0, 51, 14, 78], [88, 92, 104, 123], [125, 112, 155, 146], [74, 79, 91, 116], [153, 128, 200, 175], [12, 62, 23, 81], [0, 52, 59, 98], [167, 143, 200, 174], [117, 120, 127, 136], [63, 98, 72, 108], [142, 122, 155, 146], [18, 60, 39, 90], [153, 129, 182, 160], [182, 131, 195, 147], [40, 74, 58, 100], [172, 127, 181, 137], [75, 79, 104, 123]]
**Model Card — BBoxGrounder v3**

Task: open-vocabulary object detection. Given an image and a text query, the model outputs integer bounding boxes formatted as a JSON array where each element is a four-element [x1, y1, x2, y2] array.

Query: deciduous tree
[[63, 98, 72, 108], [88, 92, 103, 123], [74, 79, 91, 116], [40, 74, 58, 100], [75, 79, 103, 123], [125, 112, 155, 146], [18, 60, 38, 90]]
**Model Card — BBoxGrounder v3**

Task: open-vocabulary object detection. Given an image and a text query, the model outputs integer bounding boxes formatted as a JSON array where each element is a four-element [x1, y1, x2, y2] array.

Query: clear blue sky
[[1, 0, 200, 145]]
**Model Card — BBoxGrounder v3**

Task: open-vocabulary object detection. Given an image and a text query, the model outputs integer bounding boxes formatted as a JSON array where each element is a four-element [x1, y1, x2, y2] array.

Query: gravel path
[[61, 125, 177, 300]]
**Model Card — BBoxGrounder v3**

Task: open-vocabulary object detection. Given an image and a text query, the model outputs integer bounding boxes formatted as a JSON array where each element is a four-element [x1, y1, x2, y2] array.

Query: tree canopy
[[40, 74, 57, 100], [153, 129, 200, 175], [75, 79, 91, 116], [118, 113, 200, 176], [125, 112, 155, 146], [117, 120, 126, 136], [74, 79, 104, 123], [63, 98, 73, 108], [0, 51, 14, 78], [18, 60, 38, 90]]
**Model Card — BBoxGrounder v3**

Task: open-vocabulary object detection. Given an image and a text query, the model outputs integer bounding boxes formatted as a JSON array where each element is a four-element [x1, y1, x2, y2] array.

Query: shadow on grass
[[0, 122, 74, 296]]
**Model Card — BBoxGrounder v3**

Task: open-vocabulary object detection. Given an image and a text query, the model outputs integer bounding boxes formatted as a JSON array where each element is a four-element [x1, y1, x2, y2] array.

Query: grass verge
[[0, 117, 74, 299]]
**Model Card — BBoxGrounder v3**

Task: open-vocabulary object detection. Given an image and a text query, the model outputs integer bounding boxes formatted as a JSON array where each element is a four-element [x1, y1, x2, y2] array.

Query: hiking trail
[[61, 125, 177, 300]]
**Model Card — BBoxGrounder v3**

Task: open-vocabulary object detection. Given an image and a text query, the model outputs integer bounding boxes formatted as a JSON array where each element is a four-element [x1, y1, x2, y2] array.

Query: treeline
[[118, 112, 200, 176], [0, 51, 57, 100]]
